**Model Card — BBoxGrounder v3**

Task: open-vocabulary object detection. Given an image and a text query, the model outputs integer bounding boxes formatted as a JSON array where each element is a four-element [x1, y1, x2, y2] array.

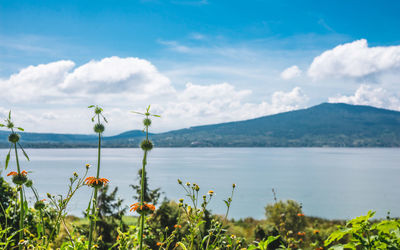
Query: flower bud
[[25, 179, 33, 188], [86, 164, 91, 169], [94, 107, 102, 114], [34, 200, 45, 210], [177, 179, 182, 184], [232, 183, 236, 188]]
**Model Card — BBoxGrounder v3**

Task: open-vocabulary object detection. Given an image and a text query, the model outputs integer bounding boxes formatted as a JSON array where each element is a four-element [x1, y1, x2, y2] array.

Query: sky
[[1, 0, 400, 135]]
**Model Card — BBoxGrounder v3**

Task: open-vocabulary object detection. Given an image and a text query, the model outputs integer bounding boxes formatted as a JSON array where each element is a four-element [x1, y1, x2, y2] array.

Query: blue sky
[[1, 0, 400, 134]]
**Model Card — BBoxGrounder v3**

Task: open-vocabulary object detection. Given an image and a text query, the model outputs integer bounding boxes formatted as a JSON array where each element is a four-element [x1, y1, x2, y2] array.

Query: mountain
[[2, 103, 400, 148]]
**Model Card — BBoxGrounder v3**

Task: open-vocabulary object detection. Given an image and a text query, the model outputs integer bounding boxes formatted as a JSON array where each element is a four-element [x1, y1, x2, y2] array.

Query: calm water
[[1, 148, 399, 220]]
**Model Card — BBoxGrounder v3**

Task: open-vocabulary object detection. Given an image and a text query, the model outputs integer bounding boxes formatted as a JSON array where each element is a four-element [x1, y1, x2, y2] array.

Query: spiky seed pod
[[34, 200, 45, 210], [8, 133, 20, 143], [94, 107, 102, 114], [25, 179, 33, 188], [140, 140, 153, 151], [12, 175, 28, 185], [143, 118, 152, 127], [94, 123, 105, 133]]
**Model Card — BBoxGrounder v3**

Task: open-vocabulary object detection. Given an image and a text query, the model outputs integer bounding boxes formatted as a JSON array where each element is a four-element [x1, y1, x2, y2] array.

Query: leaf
[[17, 127, 24, 131], [265, 235, 280, 246], [18, 143, 29, 161], [223, 200, 229, 207], [5, 146, 11, 170], [151, 114, 161, 117], [176, 242, 188, 250], [91, 116, 95, 122], [101, 114, 108, 123], [146, 105, 151, 112], [88, 105, 95, 108], [0, 124, 5, 127], [8, 111, 11, 119], [131, 111, 145, 115]]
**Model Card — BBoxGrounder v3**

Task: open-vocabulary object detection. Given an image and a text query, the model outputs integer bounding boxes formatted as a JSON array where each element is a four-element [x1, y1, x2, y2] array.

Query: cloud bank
[[0, 57, 309, 134]]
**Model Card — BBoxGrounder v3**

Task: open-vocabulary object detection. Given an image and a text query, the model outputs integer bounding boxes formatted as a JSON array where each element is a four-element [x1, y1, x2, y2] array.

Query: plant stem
[[139, 149, 148, 250], [14, 143, 24, 250], [88, 132, 102, 250]]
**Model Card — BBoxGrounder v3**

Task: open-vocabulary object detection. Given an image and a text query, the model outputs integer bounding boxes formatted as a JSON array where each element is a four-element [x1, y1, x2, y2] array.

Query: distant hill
[[2, 103, 400, 148]]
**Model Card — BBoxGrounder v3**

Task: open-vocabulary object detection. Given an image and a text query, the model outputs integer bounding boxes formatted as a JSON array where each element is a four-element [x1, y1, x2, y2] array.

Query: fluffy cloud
[[328, 84, 400, 111], [308, 39, 400, 80], [0, 60, 75, 102], [280, 65, 302, 80], [0, 57, 309, 133]]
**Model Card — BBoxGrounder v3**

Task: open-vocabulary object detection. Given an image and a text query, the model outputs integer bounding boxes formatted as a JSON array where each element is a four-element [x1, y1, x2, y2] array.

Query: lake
[[1, 147, 399, 220]]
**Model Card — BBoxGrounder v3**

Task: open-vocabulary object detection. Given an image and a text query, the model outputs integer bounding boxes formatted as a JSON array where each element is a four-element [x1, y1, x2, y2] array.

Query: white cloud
[[280, 65, 302, 80], [328, 84, 400, 111], [0, 57, 309, 134], [308, 39, 400, 80], [0, 60, 75, 102]]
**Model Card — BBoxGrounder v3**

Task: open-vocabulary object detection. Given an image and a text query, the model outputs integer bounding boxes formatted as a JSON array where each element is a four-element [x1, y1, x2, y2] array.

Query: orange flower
[[297, 213, 305, 217], [297, 231, 306, 236], [7, 171, 17, 176], [174, 224, 182, 228], [313, 229, 320, 234], [84, 176, 109, 187], [7, 170, 27, 176], [156, 242, 163, 246], [130, 202, 155, 215]]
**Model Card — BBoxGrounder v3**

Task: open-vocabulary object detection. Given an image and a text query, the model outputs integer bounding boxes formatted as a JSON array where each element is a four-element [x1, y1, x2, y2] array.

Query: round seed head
[[8, 133, 20, 143], [94, 123, 105, 133], [34, 200, 45, 210], [140, 140, 153, 151], [143, 118, 152, 127], [12, 174, 27, 185]]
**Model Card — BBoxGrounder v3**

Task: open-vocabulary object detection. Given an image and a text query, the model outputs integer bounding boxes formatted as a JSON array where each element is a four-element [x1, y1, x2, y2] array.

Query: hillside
[[2, 103, 400, 147]]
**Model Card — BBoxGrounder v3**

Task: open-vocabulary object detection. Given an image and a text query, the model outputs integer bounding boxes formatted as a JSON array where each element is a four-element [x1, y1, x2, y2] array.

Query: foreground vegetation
[[1, 106, 400, 249]]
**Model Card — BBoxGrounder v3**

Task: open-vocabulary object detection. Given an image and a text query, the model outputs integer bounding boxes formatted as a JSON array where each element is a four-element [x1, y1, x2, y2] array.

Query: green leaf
[[0, 124, 5, 127], [152, 114, 161, 117], [17, 127, 24, 131], [176, 242, 188, 250], [18, 143, 29, 161], [5, 146, 11, 170], [131, 111, 145, 115], [8, 111, 11, 119], [88, 105, 95, 108], [265, 235, 280, 246]]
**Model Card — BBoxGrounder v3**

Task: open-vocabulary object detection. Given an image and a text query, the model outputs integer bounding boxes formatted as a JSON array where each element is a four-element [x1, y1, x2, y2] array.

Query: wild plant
[[160, 180, 238, 250], [130, 105, 160, 250], [45, 167, 89, 248], [87, 105, 109, 249], [0, 111, 30, 249], [325, 210, 400, 249]]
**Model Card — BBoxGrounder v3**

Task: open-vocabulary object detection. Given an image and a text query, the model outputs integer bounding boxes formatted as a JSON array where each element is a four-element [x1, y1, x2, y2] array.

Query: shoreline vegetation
[[1, 106, 400, 249], [3, 103, 400, 148]]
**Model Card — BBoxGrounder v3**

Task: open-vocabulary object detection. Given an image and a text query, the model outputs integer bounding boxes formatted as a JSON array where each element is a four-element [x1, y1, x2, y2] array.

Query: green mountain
[[2, 103, 400, 148]]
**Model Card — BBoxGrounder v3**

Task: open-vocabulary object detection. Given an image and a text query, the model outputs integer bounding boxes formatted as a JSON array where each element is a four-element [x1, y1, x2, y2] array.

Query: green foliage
[[96, 185, 126, 248], [265, 200, 306, 234], [325, 210, 400, 250]]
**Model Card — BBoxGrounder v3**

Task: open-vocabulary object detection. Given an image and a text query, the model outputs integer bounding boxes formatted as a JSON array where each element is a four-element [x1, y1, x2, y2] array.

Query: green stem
[[14, 143, 24, 250], [88, 132, 102, 250], [139, 149, 148, 250]]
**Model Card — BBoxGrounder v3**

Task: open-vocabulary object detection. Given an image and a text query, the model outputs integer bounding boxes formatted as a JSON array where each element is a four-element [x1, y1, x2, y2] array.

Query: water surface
[[1, 148, 399, 220]]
